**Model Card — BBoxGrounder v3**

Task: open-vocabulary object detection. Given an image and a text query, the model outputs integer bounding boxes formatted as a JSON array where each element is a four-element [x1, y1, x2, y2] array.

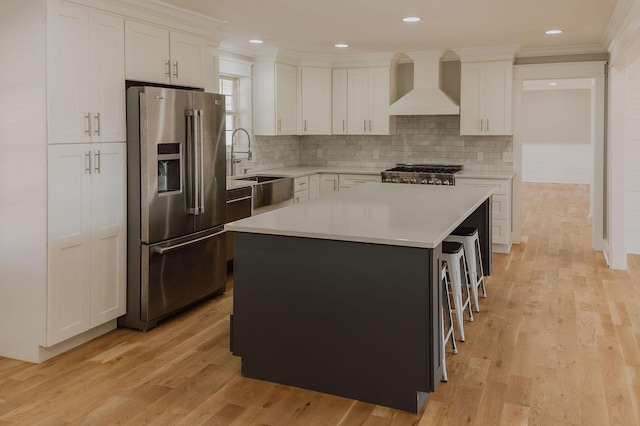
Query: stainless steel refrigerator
[[119, 86, 227, 331]]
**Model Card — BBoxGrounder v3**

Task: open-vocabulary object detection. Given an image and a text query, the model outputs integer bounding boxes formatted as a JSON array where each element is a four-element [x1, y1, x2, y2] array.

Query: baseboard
[[37, 320, 117, 363]]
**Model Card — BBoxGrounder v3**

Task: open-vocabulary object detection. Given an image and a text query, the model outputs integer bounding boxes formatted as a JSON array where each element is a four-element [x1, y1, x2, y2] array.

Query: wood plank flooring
[[1, 183, 639, 425]]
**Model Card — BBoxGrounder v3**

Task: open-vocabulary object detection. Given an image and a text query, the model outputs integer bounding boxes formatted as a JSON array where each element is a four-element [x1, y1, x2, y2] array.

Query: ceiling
[[158, 0, 621, 58]]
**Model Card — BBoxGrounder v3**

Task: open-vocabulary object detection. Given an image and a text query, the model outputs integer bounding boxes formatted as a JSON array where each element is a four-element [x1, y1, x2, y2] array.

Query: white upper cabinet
[[125, 20, 206, 88], [254, 61, 298, 135], [459, 60, 513, 135], [332, 69, 348, 135], [300, 67, 332, 135], [47, 1, 125, 144], [347, 67, 395, 135]]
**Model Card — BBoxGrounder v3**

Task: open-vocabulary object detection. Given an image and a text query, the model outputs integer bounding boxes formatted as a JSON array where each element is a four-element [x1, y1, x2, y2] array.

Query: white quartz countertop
[[230, 165, 385, 179], [225, 182, 494, 248], [456, 170, 514, 179]]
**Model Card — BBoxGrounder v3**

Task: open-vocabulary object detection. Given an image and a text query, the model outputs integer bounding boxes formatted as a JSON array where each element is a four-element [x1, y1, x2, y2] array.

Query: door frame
[[512, 61, 607, 251]]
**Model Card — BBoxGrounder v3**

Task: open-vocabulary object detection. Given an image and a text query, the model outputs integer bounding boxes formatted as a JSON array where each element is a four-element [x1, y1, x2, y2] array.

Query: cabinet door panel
[[319, 174, 339, 196], [47, 1, 91, 144], [347, 68, 369, 135], [125, 20, 170, 84], [301, 67, 332, 135], [89, 12, 125, 143], [276, 63, 297, 135], [169, 31, 206, 88], [485, 61, 512, 135], [90, 143, 126, 326], [47, 144, 92, 345], [332, 69, 348, 135], [369, 68, 390, 135], [459, 63, 485, 135]]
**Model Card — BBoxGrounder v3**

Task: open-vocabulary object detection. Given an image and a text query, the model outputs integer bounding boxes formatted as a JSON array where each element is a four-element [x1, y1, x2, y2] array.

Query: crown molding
[[517, 44, 608, 58], [68, 0, 224, 38], [452, 45, 520, 63]]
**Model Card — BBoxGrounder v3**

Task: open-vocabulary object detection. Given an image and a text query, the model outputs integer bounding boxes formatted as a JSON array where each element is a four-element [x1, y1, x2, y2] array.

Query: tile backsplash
[[230, 115, 513, 174]]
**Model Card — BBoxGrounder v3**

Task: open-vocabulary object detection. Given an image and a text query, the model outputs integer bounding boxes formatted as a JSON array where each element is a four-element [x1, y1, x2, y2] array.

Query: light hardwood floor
[[1, 183, 639, 425]]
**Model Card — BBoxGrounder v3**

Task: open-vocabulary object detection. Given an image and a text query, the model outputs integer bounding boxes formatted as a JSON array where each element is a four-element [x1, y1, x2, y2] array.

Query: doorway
[[513, 62, 606, 252]]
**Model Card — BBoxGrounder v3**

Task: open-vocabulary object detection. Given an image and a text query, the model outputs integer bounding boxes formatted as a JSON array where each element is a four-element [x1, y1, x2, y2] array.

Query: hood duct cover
[[388, 51, 459, 115]]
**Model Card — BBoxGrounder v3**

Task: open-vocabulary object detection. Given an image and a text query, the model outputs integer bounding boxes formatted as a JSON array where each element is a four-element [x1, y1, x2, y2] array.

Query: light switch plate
[[503, 151, 513, 162]]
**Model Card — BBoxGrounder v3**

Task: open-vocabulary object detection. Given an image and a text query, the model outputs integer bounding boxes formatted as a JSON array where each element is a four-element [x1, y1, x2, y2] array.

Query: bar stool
[[440, 260, 457, 382], [445, 226, 486, 312], [441, 241, 474, 341]]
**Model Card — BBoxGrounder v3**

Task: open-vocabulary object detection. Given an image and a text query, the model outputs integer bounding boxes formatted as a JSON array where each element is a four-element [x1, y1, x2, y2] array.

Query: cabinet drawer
[[339, 174, 381, 189], [492, 194, 509, 220], [456, 178, 510, 195], [492, 218, 510, 244], [294, 176, 309, 191]]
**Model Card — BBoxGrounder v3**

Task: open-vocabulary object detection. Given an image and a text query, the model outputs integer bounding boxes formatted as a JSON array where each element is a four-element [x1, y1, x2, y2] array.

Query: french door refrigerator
[[119, 86, 227, 331]]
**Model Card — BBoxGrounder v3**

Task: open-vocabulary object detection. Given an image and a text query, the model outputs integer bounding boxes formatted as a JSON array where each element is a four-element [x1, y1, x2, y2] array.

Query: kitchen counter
[[456, 169, 514, 179], [229, 182, 493, 413], [226, 183, 493, 249], [229, 165, 385, 179]]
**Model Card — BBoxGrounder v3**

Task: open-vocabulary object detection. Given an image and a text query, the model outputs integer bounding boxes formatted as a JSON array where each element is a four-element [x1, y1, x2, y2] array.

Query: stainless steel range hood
[[388, 51, 459, 115]]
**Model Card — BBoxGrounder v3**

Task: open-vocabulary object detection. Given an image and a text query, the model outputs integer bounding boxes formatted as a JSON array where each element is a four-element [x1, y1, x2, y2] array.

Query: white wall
[[626, 60, 640, 254], [0, 0, 48, 362], [522, 89, 592, 184]]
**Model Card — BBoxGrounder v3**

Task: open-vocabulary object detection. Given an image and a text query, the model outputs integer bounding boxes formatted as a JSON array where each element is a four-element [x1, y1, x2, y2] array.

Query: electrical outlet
[[503, 151, 513, 163], [373, 150, 379, 159], [317, 148, 323, 158], [477, 152, 483, 161]]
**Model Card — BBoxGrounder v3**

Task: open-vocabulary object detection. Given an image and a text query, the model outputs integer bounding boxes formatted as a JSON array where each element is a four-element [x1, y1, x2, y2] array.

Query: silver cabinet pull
[[85, 151, 91, 174], [153, 230, 225, 255], [342, 120, 345, 132], [94, 150, 101, 173], [487, 118, 490, 132], [85, 113, 91, 135], [173, 61, 179, 78], [165, 60, 171, 77], [363, 120, 366, 131], [480, 118, 483, 132], [304, 119, 307, 132], [278, 119, 281, 132], [94, 113, 101, 136]]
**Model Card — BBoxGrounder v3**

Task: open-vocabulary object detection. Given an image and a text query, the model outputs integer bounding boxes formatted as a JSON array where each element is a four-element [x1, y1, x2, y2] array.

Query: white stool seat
[[445, 226, 486, 313], [441, 241, 474, 342], [440, 260, 457, 382]]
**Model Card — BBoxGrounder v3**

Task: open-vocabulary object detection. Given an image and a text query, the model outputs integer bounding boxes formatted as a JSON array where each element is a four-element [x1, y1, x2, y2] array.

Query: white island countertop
[[225, 183, 494, 249]]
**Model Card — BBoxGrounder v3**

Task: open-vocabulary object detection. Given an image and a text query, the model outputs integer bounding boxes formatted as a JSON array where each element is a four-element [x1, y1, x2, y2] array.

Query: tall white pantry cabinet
[[46, 0, 126, 347]]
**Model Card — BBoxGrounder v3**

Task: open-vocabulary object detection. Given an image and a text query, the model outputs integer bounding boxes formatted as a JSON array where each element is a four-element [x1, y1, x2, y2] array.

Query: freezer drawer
[[141, 226, 226, 324]]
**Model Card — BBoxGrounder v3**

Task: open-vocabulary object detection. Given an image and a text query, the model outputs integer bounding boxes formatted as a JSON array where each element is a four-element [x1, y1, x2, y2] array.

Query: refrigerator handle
[[198, 110, 205, 214], [186, 110, 199, 215]]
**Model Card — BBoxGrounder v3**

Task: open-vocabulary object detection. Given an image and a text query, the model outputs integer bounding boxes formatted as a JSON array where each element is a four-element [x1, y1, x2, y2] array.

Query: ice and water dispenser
[[157, 143, 181, 193]]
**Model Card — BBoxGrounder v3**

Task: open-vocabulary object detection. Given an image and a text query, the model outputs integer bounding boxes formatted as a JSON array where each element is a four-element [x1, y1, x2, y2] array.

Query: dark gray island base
[[230, 195, 491, 413]]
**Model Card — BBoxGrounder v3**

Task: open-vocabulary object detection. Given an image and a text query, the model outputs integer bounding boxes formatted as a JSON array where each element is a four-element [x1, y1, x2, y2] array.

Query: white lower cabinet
[[456, 177, 512, 253], [309, 174, 320, 199], [47, 143, 126, 346], [293, 176, 310, 204], [319, 174, 339, 197], [339, 174, 381, 189]]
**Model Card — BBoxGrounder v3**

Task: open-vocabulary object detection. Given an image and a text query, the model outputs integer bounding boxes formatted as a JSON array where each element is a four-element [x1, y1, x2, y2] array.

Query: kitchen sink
[[234, 175, 285, 183], [231, 175, 294, 213]]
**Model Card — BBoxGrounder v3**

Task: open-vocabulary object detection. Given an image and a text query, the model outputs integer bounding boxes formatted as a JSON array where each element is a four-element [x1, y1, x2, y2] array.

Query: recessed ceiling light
[[549, 82, 558, 86], [402, 16, 421, 23], [545, 29, 563, 35], [249, 39, 263, 44], [335, 43, 349, 48]]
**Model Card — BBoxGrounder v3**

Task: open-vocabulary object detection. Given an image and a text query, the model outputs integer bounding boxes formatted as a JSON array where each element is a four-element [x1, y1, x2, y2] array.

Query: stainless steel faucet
[[230, 128, 253, 176]]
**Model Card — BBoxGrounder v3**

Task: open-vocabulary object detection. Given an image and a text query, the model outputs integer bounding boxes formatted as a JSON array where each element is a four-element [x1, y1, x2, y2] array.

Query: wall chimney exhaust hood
[[388, 51, 459, 115]]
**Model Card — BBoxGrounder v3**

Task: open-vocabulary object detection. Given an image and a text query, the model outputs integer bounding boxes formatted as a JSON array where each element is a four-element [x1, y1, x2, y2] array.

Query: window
[[219, 75, 238, 146]]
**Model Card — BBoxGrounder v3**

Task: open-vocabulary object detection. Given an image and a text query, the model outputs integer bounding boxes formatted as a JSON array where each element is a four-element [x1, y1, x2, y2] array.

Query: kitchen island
[[226, 183, 493, 413]]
